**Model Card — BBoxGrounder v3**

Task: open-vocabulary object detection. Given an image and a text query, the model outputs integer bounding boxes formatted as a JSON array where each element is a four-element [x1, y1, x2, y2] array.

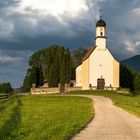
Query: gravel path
[[72, 95, 140, 140]]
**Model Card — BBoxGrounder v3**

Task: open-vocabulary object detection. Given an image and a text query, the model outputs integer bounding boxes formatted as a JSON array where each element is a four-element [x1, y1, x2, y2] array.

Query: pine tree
[[120, 64, 135, 92]]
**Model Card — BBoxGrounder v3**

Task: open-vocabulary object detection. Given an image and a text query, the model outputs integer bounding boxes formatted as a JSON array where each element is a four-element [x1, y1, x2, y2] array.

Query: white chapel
[[76, 18, 120, 90]]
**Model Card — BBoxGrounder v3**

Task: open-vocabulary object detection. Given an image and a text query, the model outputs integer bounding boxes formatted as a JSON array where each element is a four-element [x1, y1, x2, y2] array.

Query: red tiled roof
[[82, 46, 96, 62]]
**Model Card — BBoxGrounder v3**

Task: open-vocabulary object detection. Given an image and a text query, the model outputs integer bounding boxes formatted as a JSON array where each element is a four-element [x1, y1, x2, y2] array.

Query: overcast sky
[[0, 0, 140, 88]]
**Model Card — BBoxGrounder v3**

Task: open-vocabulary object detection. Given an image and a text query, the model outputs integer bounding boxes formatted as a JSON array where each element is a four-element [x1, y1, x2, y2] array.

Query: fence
[[31, 87, 82, 95], [0, 94, 9, 100]]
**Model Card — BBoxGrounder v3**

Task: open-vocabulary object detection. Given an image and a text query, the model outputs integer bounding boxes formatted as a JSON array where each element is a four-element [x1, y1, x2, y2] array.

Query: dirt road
[[72, 95, 140, 140]]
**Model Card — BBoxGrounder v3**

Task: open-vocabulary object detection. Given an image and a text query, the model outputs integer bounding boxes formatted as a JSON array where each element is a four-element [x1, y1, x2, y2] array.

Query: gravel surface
[[72, 95, 140, 140]]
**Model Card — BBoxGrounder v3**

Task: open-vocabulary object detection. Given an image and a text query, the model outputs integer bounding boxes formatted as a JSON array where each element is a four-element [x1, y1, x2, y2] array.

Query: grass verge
[[67, 90, 140, 118], [0, 95, 93, 140]]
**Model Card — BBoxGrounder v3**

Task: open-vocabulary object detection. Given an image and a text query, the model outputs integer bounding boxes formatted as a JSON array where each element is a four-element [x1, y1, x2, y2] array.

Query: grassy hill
[[121, 55, 140, 72]]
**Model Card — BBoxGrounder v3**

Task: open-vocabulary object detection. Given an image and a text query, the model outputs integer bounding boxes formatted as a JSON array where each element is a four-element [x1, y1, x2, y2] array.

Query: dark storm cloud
[[99, 0, 140, 59], [0, 49, 31, 87], [0, 0, 140, 87]]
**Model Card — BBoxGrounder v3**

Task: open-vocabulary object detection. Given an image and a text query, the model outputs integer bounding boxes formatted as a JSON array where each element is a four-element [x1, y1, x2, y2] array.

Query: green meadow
[[1, 91, 140, 140], [68, 90, 140, 118], [0, 95, 93, 140]]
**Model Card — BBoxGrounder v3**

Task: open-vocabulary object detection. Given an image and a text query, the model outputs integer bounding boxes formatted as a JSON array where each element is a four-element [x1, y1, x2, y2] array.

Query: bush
[[0, 83, 13, 94]]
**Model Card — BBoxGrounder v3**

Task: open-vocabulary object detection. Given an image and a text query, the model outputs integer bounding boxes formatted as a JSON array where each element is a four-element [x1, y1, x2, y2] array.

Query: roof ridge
[[82, 46, 96, 62]]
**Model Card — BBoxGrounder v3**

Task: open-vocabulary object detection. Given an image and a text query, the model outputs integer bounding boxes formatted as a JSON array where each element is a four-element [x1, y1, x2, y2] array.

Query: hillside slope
[[121, 55, 140, 72]]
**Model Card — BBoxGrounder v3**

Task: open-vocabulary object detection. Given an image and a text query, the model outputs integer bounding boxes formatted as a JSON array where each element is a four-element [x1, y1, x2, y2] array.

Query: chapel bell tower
[[95, 16, 106, 50]]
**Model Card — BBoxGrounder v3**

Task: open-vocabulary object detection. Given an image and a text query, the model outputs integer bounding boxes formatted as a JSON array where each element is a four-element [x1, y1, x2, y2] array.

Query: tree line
[[0, 83, 13, 94], [22, 45, 85, 92], [120, 64, 140, 94]]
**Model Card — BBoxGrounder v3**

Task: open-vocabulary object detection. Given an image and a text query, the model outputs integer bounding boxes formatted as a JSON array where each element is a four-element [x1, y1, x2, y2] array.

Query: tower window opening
[[101, 32, 103, 36]]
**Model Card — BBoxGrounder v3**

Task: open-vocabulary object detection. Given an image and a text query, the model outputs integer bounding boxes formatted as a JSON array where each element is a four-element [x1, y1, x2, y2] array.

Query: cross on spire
[[100, 9, 102, 19]]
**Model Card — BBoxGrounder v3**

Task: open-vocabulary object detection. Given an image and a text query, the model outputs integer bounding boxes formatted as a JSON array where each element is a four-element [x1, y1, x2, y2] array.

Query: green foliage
[[134, 73, 140, 93], [72, 47, 88, 67], [120, 64, 135, 92], [46, 45, 73, 87], [23, 45, 74, 91], [0, 83, 13, 94], [22, 66, 44, 92], [120, 64, 140, 94], [0, 96, 93, 140]]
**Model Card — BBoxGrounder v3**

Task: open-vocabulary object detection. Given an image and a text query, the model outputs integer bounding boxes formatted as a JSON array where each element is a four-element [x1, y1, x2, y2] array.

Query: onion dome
[[96, 19, 106, 27]]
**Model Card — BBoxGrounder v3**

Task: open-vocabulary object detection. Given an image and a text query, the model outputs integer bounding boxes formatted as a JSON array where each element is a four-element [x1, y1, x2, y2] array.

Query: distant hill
[[121, 55, 140, 72]]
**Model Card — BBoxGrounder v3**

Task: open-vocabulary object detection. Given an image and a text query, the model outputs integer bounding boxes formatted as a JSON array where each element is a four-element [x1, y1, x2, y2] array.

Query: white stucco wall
[[96, 26, 106, 50], [96, 38, 106, 50], [89, 48, 114, 87], [76, 64, 82, 87], [96, 27, 106, 37], [82, 58, 89, 90]]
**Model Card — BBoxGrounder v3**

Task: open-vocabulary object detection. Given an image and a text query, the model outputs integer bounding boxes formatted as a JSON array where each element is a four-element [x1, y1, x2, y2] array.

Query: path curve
[[71, 95, 140, 140]]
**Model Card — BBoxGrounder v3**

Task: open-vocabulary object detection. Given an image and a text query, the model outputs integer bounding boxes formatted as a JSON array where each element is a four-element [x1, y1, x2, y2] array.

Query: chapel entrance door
[[97, 78, 105, 90]]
